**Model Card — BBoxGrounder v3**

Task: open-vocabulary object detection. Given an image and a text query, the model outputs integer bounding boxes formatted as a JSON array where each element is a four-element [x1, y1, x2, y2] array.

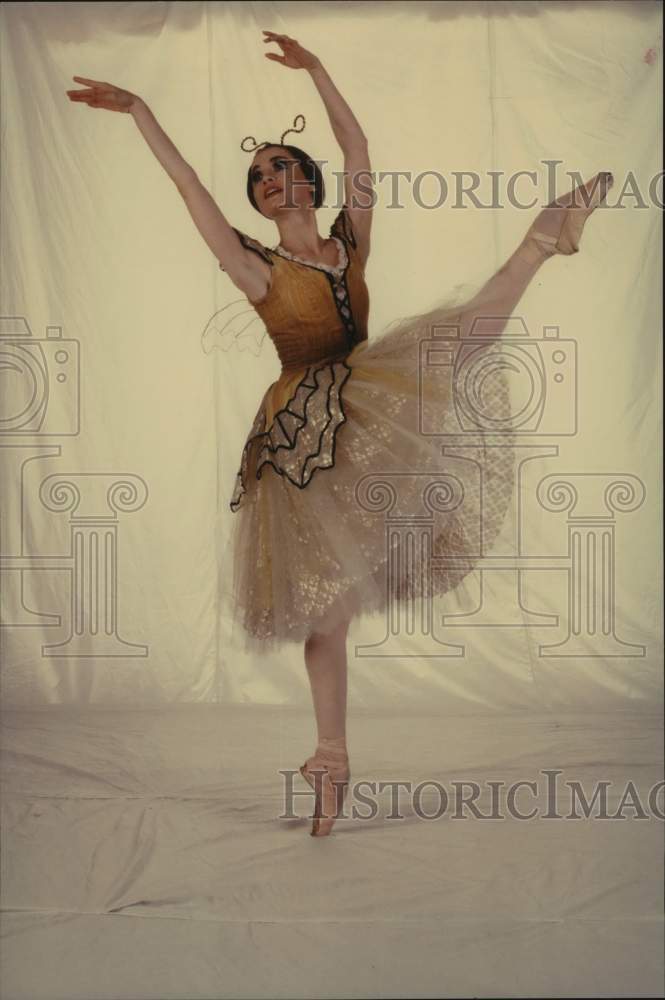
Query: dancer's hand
[[66, 76, 140, 113], [262, 31, 320, 70]]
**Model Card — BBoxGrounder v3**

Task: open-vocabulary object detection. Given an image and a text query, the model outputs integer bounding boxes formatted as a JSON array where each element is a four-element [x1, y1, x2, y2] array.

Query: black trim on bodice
[[323, 262, 360, 353], [329, 204, 357, 249], [328, 206, 360, 350], [218, 228, 274, 271]]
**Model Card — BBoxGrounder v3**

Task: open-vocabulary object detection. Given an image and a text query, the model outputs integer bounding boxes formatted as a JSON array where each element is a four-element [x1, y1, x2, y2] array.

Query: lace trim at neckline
[[269, 235, 349, 277]]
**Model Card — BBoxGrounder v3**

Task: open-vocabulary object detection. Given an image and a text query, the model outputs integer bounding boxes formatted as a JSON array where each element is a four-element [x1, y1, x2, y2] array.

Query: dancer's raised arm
[[65, 76, 267, 299], [263, 31, 373, 266]]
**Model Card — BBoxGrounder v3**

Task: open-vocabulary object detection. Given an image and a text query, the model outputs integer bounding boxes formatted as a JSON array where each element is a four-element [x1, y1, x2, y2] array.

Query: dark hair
[[246, 144, 325, 215]]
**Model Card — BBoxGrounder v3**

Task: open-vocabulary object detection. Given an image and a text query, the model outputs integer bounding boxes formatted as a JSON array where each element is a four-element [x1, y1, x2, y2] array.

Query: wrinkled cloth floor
[[1, 705, 662, 999]]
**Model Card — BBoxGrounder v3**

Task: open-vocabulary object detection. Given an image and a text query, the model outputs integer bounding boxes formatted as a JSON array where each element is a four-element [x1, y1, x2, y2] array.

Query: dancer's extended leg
[[456, 171, 613, 340], [455, 213, 560, 340]]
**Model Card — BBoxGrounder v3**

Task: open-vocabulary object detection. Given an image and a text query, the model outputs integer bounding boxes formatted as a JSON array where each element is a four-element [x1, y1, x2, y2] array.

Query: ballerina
[[67, 30, 613, 836]]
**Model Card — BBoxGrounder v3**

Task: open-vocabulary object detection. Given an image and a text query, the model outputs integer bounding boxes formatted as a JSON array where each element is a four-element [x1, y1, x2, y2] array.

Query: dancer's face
[[250, 146, 314, 217]]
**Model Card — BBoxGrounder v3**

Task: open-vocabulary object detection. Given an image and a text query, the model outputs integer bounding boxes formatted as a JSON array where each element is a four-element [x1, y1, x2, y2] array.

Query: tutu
[[213, 205, 519, 654]]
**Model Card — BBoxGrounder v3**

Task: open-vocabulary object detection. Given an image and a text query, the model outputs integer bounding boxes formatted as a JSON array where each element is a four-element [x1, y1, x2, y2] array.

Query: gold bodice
[[221, 206, 369, 380], [221, 206, 371, 509]]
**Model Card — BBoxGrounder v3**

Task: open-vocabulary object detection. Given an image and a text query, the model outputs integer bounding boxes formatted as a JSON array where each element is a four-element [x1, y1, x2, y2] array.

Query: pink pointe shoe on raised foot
[[299, 736, 351, 837], [524, 171, 614, 261]]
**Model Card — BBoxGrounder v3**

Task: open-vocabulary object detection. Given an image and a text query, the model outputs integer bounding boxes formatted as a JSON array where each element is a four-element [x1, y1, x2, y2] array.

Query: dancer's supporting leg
[[302, 615, 353, 836], [304, 615, 351, 741]]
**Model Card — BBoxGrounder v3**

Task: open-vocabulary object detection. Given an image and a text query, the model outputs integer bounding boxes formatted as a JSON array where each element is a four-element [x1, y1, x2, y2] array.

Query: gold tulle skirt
[[217, 291, 517, 654]]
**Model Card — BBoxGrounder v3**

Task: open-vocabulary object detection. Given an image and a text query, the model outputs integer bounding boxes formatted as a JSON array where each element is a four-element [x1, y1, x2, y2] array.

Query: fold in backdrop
[[0, 0, 662, 710]]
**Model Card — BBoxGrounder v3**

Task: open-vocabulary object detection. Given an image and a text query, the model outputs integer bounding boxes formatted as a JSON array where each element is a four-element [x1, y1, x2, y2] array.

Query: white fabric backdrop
[[1, 0, 662, 710]]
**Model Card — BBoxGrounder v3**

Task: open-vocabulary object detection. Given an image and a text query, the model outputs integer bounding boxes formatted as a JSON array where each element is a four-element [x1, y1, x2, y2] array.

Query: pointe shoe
[[299, 737, 351, 837], [526, 171, 614, 259]]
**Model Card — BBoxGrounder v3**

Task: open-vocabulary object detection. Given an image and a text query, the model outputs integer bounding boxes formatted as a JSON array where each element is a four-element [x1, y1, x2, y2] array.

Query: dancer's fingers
[[72, 76, 107, 88]]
